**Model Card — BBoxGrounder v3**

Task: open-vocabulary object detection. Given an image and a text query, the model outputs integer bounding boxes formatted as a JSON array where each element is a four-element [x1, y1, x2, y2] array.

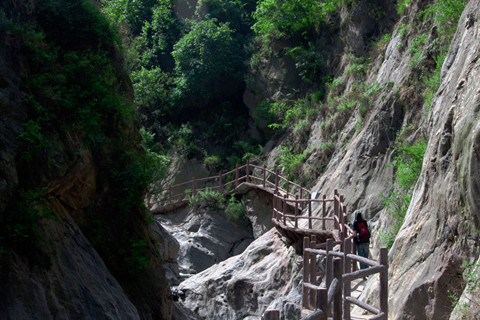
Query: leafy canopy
[[172, 18, 242, 102], [252, 0, 337, 40]]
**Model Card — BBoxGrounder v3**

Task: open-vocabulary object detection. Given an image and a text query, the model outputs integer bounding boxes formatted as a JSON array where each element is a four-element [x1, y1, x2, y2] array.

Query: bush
[[172, 18, 243, 104], [252, 0, 337, 40], [225, 194, 247, 222], [188, 188, 225, 211]]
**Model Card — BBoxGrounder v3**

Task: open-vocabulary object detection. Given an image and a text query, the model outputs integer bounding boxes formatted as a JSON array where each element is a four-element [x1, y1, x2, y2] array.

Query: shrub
[[225, 194, 247, 222], [188, 188, 225, 211], [172, 18, 243, 103], [252, 0, 336, 40]]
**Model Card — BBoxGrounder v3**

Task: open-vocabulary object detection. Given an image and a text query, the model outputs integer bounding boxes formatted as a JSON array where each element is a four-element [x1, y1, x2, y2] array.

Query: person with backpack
[[353, 210, 370, 270]]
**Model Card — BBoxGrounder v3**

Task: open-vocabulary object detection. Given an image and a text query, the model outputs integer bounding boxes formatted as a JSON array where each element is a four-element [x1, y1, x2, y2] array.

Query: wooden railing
[[153, 161, 388, 319], [301, 238, 388, 320], [148, 160, 311, 210]]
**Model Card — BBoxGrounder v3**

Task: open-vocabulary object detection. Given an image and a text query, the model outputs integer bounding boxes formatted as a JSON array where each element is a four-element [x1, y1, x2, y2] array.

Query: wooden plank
[[342, 265, 385, 282], [345, 254, 382, 268], [344, 296, 381, 315]]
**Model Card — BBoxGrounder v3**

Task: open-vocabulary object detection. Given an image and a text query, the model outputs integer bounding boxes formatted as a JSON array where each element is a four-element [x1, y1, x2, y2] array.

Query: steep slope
[[390, 0, 480, 318], [0, 1, 173, 319]]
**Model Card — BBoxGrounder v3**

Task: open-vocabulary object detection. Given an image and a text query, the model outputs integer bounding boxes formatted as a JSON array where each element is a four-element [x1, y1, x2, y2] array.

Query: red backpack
[[358, 221, 370, 242]]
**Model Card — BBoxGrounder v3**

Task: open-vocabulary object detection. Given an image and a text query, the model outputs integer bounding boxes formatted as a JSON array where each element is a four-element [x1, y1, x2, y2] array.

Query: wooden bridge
[[149, 161, 388, 320]]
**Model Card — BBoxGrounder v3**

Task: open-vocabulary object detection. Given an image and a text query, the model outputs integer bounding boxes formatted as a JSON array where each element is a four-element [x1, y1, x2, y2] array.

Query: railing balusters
[[295, 195, 299, 229], [263, 164, 266, 187], [380, 247, 388, 319], [343, 239, 352, 320], [155, 162, 389, 320], [322, 194, 326, 231]]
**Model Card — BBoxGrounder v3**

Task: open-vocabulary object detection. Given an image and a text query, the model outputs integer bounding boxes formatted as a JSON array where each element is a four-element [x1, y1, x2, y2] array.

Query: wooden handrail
[[152, 162, 387, 320], [302, 237, 389, 320]]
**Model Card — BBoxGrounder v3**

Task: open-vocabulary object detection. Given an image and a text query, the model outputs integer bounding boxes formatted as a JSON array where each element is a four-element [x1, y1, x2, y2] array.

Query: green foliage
[[422, 53, 446, 114], [379, 136, 427, 248], [172, 18, 242, 103], [409, 33, 428, 70], [279, 146, 310, 181], [225, 195, 247, 222], [420, 0, 467, 36], [133, 67, 174, 120], [397, 0, 411, 15], [0, 187, 55, 263], [120, 239, 151, 274], [188, 188, 225, 211], [1, 0, 165, 277], [450, 259, 480, 319], [136, 0, 181, 69], [252, 0, 337, 40], [286, 44, 323, 83], [204, 155, 222, 170]]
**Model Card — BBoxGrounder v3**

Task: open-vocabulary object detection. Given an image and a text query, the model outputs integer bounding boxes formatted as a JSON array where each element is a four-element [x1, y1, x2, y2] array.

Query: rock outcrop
[[389, 0, 480, 318], [177, 228, 303, 320], [0, 1, 174, 319], [157, 206, 254, 283]]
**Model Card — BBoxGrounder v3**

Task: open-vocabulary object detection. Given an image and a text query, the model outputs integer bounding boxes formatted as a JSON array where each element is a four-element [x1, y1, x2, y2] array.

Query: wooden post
[[263, 164, 266, 187], [300, 188, 304, 211], [246, 159, 250, 183], [333, 258, 343, 320], [322, 194, 327, 231], [379, 247, 388, 318], [192, 178, 197, 196], [235, 164, 239, 187], [295, 195, 299, 229], [343, 239, 352, 320], [340, 196, 345, 252], [309, 236, 317, 308], [334, 190, 339, 230], [272, 193, 277, 220], [316, 287, 328, 314], [275, 167, 279, 192], [308, 200, 312, 229], [218, 171, 223, 193], [326, 239, 333, 290], [286, 181, 290, 199], [264, 309, 280, 320], [352, 239, 357, 272], [303, 237, 311, 309], [283, 194, 287, 226]]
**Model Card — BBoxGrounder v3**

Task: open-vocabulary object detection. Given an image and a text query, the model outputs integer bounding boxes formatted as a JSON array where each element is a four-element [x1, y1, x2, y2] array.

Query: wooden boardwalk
[[150, 161, 388, 320]]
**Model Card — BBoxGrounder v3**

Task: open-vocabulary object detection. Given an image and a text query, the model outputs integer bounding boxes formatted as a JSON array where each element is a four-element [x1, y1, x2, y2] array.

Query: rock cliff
[[168, 0, 480, 319], [0, 1, 174, 319]]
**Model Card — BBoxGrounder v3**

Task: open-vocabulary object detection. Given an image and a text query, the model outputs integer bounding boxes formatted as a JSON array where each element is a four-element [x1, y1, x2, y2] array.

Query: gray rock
[[158, 206, 255, 280], [177, 228, 302, 320]]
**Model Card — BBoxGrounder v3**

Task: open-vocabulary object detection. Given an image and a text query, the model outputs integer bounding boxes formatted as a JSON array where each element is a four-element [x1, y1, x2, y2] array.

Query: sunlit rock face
[[388, 1, 480, 318], [176, 228, 303, 320]]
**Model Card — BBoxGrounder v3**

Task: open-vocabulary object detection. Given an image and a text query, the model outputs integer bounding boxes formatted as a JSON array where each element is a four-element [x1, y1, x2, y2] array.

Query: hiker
[[353, 210, 370, 270]]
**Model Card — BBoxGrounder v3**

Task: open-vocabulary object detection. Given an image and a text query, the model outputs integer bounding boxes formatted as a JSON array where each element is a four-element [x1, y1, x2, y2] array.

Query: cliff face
[[302, 0, 480, 318], [0, 1, 172, 319], [390, 0, 480, 318], [256, 0, 480, 318]]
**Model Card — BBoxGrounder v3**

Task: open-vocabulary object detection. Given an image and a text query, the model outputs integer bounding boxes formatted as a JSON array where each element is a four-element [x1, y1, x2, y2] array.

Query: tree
[[172, 19, 243, 106]]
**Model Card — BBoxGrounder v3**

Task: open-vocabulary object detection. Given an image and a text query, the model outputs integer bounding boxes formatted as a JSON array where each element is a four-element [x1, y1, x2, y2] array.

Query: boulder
[[176, 228, 303, 320]]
